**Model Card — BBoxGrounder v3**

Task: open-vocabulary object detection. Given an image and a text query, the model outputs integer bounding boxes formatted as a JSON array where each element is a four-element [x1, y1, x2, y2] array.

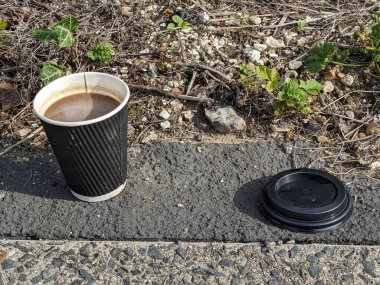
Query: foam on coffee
[[44, 92, 121, 122]]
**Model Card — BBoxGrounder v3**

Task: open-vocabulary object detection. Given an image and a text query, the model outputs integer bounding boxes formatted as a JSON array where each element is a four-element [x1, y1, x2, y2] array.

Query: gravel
[[1, 241, 379, 284]]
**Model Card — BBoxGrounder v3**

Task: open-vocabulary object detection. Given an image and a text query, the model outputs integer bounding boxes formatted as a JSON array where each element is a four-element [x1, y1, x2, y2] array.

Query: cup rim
[[33, 72, 130, 127]]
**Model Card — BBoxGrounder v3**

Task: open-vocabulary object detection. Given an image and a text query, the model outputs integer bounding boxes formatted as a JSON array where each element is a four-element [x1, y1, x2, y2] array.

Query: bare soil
[[0, 0, 379, 178]]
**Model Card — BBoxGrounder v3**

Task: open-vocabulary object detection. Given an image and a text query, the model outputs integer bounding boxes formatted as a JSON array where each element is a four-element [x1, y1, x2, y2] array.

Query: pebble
[[249, 15, 262, 24], [370, 161, 380, 170], [307, 255, 319, 263], [297, 37, 308, 47], [339, 73, 354, 87], [79, 269, 93, 281], [199, 11, 210, 23], [254, 43, 268, 51], [170, 99, 184, 112], [289, 61, 303, 70], [138, 248, 146, 256], [309, 265, 321, 277], [159, 110, 170, 120], [363, 260, 377, 277], [204, 106, 246, 133], [147, 246, 164, 260], [248, 50, 263, 65], [317, 136, 330, 143], [265, 36, 286, 49], [324, 68, 337, 81], [175, 247, 187, 259], [289, 246, 300, 258], [218, 258, 233, 267], [183, 274, 192, 284], [17, 128, 31, 138], [345, 111, 355, 119], [160, 121, 171, 129], [366, 121, 380, 135], [323, 81, 335, 93], [276, 249, 287, 257], [127, 124, 135, 136], [182, 110, 194, 121], [124, 247, 134, 257], [141, 131, 158, 144]]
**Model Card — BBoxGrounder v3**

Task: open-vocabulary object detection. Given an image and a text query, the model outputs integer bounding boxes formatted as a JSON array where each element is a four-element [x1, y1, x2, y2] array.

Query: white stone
[[265, 36, 286, 49], [268, 52, 278, 59], [297, 37, 308, 47], [253, 43, 267, 51], [182, 110, 194, 121], [228, 58, 238, 64], [160, 121, 171, 129], [159, 110, 171, 120], [204, 106, 246, 133], [170, 99, 184, 112], [339, 74, 354, 87], [345, 111, 355, 119], [323, 81, 335, 93], [199, 11, 210, 23], [127, 124, 135, 135], [246, 50, 262, 64], [249, 16, 262, 25], [370, 161, 380, 170], [141, 131, 158, 144], [17, 128, 31, 138], [289, 61, 303, 70]]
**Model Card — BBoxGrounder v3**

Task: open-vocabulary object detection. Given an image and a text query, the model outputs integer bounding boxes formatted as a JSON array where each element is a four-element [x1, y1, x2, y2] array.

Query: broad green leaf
[[266, 80, 279, 91], [371, 23, 380, 44], [167, 23, 175, 30], [306, 41, 337, 73], [172, 15, 183, 24], [0, 20, 7, 30], [53, 15, 79, 32], [32, 28, 57, 43], [299, 79, 323, 96], [40, 62, 64, 85], [52, 25, 74, 48], [255, 66, 270, 81], [86, 42, 114, 63]]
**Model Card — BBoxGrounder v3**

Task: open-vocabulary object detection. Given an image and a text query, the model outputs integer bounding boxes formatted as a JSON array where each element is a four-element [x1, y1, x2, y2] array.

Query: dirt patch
[[0, 0, 379, 177]]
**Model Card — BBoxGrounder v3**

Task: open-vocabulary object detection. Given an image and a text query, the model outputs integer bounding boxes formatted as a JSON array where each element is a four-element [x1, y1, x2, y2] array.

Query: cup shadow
[[233, 177, 273, 225], [0, 155, 77, 201]]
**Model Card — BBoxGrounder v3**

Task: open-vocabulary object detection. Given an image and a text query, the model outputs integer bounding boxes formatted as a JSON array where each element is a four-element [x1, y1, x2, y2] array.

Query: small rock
[[307, 255, 319, 263], [79, 269, 93, 281], [218, 258, 233, 267], [370, 161, 380, 170], [271, 125, 291, 132], [160, 121, 171, 129], [141, 131, 158, 144], [110, 248, 122, 259], [317, 136, 330, 143], [366, 122, 380, 135], [345, 111, 355, 119], [171, 87, 182, 95], [175, 247, 187, 259], [289, 61, 303, 70], [297, 37, 308, 47], [147, 246, 164, 260], [176, 203, 184, 208], [324, 68, 337, 81], [205, 106, 246, 133], [289, 246, 299, 258], [52, 258, 64, 267], [248, 50, 262, 64], [276, 249, 286, 257], [138, 248, 146, 256], [124, 247, 134, 257], [149, 63, 158, 77], [159, 110, 171, 120], [358, 132, 366, 138], [265, 36, 286, 49], [254, 43, 267, 51], [309, 265, 321, 277], [199, 11, 210, 23], [363, 260, 377, 277], [339, 74, 354, 87], [268, 52, 278, 59], [322, 246, 334, 255], [17, 128, 31, 138], [127, 124, 135, 136], [170, 99, 184, 112], [182, 110, 194, 121], [249, 15, 262, 24], [122, 6, 132, 15], [183, 274, 192, 284], [323, 81, 335, 93]]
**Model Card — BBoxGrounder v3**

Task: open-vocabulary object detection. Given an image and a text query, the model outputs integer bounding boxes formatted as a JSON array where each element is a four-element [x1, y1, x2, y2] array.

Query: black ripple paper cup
[[33, 72, 130, 202]]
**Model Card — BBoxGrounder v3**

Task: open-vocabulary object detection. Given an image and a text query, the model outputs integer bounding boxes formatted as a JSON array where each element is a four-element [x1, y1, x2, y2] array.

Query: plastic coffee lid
[[261, 168, 353, 233]]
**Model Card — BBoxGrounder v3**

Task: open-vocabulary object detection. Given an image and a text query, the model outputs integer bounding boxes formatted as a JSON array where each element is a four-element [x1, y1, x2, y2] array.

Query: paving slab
[[0, 141, 379, 243], [1, 240, 380, 285]]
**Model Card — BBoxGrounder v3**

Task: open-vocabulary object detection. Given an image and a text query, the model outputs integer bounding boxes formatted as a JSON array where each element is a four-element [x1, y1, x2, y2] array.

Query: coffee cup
[[33, 72, 130, 202]]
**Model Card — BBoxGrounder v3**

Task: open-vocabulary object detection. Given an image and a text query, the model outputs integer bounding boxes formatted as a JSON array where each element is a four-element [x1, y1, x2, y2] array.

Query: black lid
[[261, 168, 353, 233]]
